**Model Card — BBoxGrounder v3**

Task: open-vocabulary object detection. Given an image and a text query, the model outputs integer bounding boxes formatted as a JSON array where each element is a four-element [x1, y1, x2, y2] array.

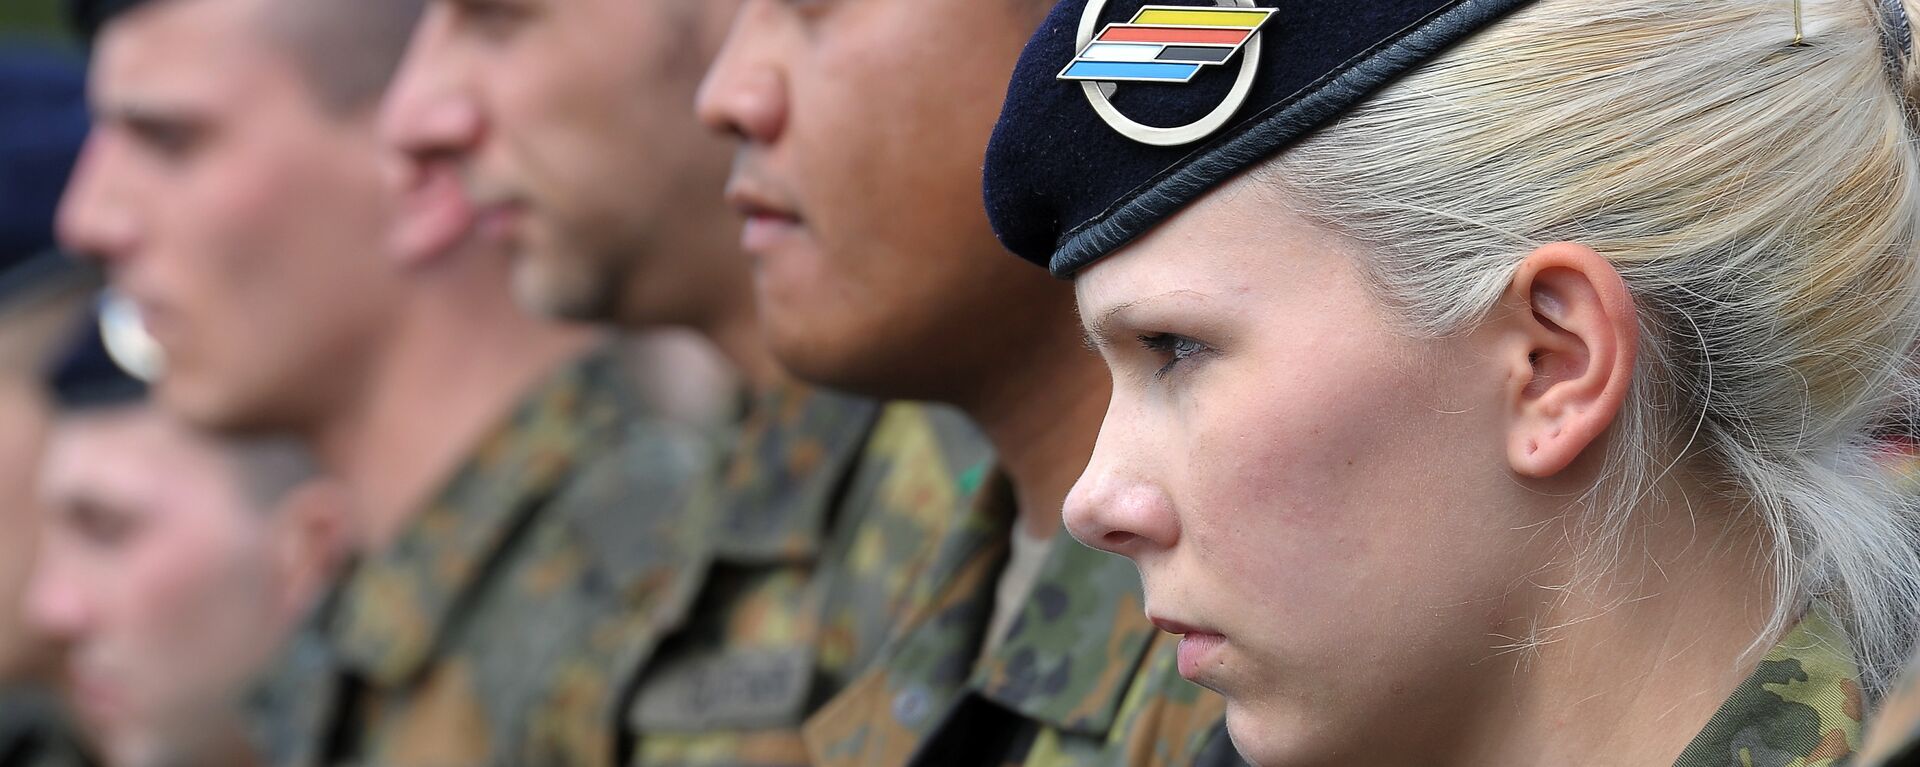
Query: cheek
[[117, 537, 223, 646], [1179, 341, 1421, 531], [1172, 337, 1513, 625], [234, 143, 388, 361], [1173, 366, 1393, 614], [754, 254, 870, 363], [151, 151, 306, 362], [800, 22, 1005, 253]]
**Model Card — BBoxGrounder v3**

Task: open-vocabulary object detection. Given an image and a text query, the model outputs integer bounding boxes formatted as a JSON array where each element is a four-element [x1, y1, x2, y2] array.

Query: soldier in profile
[[59, 0, 707, 763], [379, 0, 994, 762]]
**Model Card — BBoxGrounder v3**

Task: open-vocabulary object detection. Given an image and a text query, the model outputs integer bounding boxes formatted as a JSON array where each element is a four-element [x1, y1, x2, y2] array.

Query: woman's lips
[[1153, 616, 1228, 681], [1176, 632, 1228, 681]]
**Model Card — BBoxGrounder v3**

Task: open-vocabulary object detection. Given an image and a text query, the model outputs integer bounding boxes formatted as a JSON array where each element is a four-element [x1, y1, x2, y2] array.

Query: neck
[[311, 284, 597, 550], [1443, 494, 1777, 766], [699, 300, 785, 395], [963, 338, 1110, 539]]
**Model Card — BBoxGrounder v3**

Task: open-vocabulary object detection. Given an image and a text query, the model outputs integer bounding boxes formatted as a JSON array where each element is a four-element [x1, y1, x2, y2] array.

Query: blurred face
[[697, 0, 1069, 398], [28, 409, 300, 767], [58, 0, 403, 432], [0, 378, 54, 680], [1065, 186, 1550, 765], [383, 0, 744, 326]]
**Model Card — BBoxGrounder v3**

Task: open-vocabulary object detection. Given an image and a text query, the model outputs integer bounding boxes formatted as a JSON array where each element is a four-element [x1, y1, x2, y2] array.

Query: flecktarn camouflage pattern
[[804, 472, 1243, 767], [249, 344, 710, 767], [1676, 604, 1863, 767], [623, 387, 994, 767]]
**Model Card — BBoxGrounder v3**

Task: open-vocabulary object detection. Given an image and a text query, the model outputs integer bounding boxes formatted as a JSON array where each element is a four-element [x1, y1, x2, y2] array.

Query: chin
[[761, 330, 896, 398], [104, 733, 176, 767], [1222, 696, 1334, 767], [757, 307, 954, 400], [156, 380, 235, 429], [159, 380, 296, 436], [510, 256, 621, 323]]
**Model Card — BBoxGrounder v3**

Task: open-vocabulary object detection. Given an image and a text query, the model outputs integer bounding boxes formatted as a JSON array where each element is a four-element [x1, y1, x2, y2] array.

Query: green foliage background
[[0, 0, 71, 42]]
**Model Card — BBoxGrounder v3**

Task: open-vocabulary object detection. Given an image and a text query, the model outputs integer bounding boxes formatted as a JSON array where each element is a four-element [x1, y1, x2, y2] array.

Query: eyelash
[[1137, 333, 1210, 379]]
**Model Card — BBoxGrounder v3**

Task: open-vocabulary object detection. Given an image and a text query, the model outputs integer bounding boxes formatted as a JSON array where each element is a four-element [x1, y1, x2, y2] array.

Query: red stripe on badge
[[1096, 25, 1254, 46]]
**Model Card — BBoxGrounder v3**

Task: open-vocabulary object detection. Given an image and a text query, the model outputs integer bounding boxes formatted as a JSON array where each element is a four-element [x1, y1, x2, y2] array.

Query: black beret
[[68, 0, 155, 41], [0, 250, 90, 313], [985, 0, 1536, 277], [0, 46, 87, 263]]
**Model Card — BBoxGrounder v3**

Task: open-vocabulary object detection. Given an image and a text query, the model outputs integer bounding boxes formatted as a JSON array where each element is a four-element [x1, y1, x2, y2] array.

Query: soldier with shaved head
[[59, 0, 711, 763]]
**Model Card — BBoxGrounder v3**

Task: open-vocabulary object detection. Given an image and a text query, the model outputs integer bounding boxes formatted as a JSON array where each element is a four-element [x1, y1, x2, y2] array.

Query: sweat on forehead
[[72, 0, 423, 114]]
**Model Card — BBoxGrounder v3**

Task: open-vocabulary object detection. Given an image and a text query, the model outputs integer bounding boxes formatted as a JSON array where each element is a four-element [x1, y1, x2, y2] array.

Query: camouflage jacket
[[251, 345, 711, 767], [804, 473, 1243, 767], [623, 386, 994, 767], [1677, 605, 1863, 767], [0, 686, 94, 767]]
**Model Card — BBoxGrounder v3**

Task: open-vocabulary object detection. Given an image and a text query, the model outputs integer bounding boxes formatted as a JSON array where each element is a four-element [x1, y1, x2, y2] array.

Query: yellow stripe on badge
[[1129, 7, 1272, 28]]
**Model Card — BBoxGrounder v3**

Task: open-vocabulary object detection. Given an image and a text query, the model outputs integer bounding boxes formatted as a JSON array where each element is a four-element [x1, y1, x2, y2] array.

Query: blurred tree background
[[0, 0, 71, 42]]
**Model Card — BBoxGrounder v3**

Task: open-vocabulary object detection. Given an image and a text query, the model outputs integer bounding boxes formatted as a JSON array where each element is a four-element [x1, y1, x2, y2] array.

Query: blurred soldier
[[58, 0, 708, 764], [0, 42, 99, 767], [380, 0, 994, 764], [28, 319, 347, 767], [697, 0, 1242, 763], [0, 273, 97, 767]]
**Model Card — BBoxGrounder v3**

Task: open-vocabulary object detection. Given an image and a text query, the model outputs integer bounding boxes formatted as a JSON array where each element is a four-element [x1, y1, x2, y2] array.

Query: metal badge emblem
[[98, 289, 163, 383], [1060, 1, 1274, 146]]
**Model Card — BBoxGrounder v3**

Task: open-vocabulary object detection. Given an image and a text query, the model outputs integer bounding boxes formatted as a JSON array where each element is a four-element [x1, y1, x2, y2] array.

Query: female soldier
[[984, 0, 1920, 763]]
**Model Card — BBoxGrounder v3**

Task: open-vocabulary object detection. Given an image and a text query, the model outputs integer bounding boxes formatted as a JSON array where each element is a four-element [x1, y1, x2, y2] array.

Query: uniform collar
[[328, 346, 637, 686], [968, 527, 1159, 738], [1674, 603, 1864, 766], [703, 383, 881, 562]]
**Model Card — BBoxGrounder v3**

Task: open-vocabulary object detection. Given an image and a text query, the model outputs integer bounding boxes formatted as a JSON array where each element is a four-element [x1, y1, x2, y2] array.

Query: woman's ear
[[1497, 242, 1638, 478]]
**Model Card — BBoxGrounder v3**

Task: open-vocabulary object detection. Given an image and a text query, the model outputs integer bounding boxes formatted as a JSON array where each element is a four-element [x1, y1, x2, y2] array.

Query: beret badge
[[1057, 2, 1277, 146]]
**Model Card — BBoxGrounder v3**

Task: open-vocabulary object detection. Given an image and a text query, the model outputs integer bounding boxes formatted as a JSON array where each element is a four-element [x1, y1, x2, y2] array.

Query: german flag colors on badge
[[1058, 5, 1277, 84]]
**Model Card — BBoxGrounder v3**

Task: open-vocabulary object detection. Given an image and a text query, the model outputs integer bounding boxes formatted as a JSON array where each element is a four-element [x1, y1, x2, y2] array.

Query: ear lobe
[[1503, 242, 1638, 479]]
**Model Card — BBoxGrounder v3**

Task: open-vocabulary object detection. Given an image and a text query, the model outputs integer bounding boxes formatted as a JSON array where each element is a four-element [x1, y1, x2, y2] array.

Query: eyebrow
[[1082, 289, 1210, 350]]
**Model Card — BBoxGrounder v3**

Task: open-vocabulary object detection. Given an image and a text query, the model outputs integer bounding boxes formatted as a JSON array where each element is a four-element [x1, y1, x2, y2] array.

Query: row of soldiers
[[14, 0, 1920, 764], [0, 0, 1227, 765]]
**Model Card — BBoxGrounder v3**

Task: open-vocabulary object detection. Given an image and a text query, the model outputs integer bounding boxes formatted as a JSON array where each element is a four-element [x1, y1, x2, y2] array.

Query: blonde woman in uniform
[[983, 0, 1920, 763]]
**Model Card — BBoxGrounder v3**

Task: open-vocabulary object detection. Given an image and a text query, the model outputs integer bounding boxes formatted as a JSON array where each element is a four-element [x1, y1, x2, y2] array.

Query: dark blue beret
[[986, 0, 1536, 277], [0, 45, 88, 264], [46, 294, 147, 411], [0, 250, 89, 312]]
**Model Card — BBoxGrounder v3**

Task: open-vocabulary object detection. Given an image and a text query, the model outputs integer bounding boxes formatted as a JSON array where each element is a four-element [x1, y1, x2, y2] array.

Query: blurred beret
[[0, 250, 89, 313], [0, 46, 88, 265], [46, 294, 147, 411], [68, 0, 154, 41], [986, 0, 1536, 277]]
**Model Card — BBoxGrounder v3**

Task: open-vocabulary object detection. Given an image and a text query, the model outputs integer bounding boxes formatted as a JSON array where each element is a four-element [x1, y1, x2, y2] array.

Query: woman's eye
[[1137, 333, 1211, 379]]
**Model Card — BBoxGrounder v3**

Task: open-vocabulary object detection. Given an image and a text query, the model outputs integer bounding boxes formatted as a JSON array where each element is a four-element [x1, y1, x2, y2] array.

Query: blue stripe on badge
[[1059, 60, 1203, 82]]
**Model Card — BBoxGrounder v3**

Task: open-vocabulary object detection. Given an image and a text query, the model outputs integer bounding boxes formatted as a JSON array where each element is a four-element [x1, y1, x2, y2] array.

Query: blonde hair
[[1264, 0, 1920, 694]]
